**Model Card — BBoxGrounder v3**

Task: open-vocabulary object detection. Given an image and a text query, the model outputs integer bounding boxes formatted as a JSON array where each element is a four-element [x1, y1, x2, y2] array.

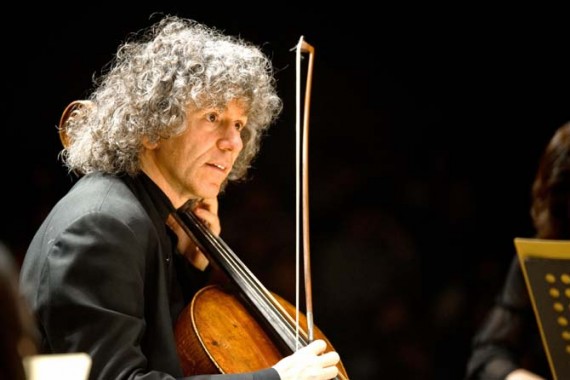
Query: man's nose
[[217, 125, 243, 152]]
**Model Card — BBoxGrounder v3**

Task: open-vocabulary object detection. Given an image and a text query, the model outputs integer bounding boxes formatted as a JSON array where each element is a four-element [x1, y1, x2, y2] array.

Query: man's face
[[143, 99, 247, 207]]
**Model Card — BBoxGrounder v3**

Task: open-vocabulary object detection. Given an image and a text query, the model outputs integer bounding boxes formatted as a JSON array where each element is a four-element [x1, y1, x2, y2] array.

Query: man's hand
[[272, 339, 341, 380]]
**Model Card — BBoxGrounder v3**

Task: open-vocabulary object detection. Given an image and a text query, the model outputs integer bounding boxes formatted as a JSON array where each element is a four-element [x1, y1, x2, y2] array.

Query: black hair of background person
[[3, 5, 570, 380]]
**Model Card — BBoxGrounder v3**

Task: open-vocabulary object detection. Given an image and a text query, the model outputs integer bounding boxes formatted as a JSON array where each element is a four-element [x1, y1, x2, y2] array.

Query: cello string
[[175, 209, 309, 350]]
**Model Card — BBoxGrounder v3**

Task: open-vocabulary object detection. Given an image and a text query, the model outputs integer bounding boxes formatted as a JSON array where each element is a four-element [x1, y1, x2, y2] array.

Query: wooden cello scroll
[[58, 100, 94, 149]]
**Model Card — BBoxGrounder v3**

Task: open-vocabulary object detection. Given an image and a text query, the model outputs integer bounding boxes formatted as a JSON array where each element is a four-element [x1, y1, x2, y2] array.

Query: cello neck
[[173, 206, 308, 355]]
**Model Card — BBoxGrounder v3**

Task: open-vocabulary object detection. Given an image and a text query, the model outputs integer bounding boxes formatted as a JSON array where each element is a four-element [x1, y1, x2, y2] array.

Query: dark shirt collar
[[129, 172, 176, 224]]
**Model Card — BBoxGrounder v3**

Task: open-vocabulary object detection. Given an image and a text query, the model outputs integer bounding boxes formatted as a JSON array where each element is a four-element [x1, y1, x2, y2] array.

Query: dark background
[[3, 5, 569, 380]]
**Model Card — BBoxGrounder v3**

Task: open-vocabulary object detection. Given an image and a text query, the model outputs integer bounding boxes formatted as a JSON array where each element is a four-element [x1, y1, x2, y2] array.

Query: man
[[19, 15, 341, 380]]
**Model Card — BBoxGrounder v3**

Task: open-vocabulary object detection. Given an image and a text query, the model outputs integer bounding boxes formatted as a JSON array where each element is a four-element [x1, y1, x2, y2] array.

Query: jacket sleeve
[[39, 211, 161, 378]]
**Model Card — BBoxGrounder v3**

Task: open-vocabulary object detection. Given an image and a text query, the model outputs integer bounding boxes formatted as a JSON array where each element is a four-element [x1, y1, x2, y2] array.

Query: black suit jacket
[[19, 172, 279, 380]]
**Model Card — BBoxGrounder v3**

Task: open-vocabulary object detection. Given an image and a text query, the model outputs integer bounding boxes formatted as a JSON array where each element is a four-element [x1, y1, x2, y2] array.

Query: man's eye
[[235, 122, 244, 132], [206, 113, 218, 123]]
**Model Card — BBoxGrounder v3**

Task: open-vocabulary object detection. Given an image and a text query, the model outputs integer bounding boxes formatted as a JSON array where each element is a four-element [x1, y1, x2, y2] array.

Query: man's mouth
[[207, 162, 227, 172]]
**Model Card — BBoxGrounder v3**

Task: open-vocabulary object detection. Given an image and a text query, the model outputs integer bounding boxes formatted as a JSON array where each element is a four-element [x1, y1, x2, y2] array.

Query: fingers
[[273, 339, 340, 380], [321, 366, 339, 380], [192, 198, 221, 236], [303, 340, 340, 371], [302, 339, 327, 355], [294, 340, 340, 379], [196, 197, 218, 215], [166, 214, 209, 271], [319, 351, 340, 368], [303, 340, 340, 379]]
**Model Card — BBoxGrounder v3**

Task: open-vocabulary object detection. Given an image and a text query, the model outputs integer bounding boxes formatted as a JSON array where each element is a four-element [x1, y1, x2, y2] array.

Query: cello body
[[174, 284, 349, 378]]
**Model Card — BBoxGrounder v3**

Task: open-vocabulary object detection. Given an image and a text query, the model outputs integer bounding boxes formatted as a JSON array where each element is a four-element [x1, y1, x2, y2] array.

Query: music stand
[[514, 238, 570, 380]]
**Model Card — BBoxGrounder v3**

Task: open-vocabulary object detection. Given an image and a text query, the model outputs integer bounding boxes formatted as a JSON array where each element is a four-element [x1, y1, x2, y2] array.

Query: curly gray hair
[[61, 15, 282, 183]]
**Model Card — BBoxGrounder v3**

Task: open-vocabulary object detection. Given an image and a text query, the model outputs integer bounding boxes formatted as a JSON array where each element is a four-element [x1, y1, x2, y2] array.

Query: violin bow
[[294, 35, 315, 349]]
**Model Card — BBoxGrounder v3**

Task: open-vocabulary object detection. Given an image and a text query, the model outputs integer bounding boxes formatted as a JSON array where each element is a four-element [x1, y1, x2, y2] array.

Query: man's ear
[[142, 136, 159, 149]]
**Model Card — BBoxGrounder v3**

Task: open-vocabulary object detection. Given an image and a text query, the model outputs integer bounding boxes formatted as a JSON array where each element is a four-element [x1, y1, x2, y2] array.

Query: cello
[[173, 37, 350, 379], [172, 207, 349, 378]]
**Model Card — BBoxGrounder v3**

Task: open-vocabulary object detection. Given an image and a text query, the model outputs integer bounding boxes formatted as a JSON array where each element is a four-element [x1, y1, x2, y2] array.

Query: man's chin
[[197, 183, 222, 199]]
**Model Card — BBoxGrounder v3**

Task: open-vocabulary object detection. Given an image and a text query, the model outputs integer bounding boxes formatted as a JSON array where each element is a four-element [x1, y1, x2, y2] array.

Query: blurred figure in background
[[465, 121, 570, 380], [0, 241, 38, 380]]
